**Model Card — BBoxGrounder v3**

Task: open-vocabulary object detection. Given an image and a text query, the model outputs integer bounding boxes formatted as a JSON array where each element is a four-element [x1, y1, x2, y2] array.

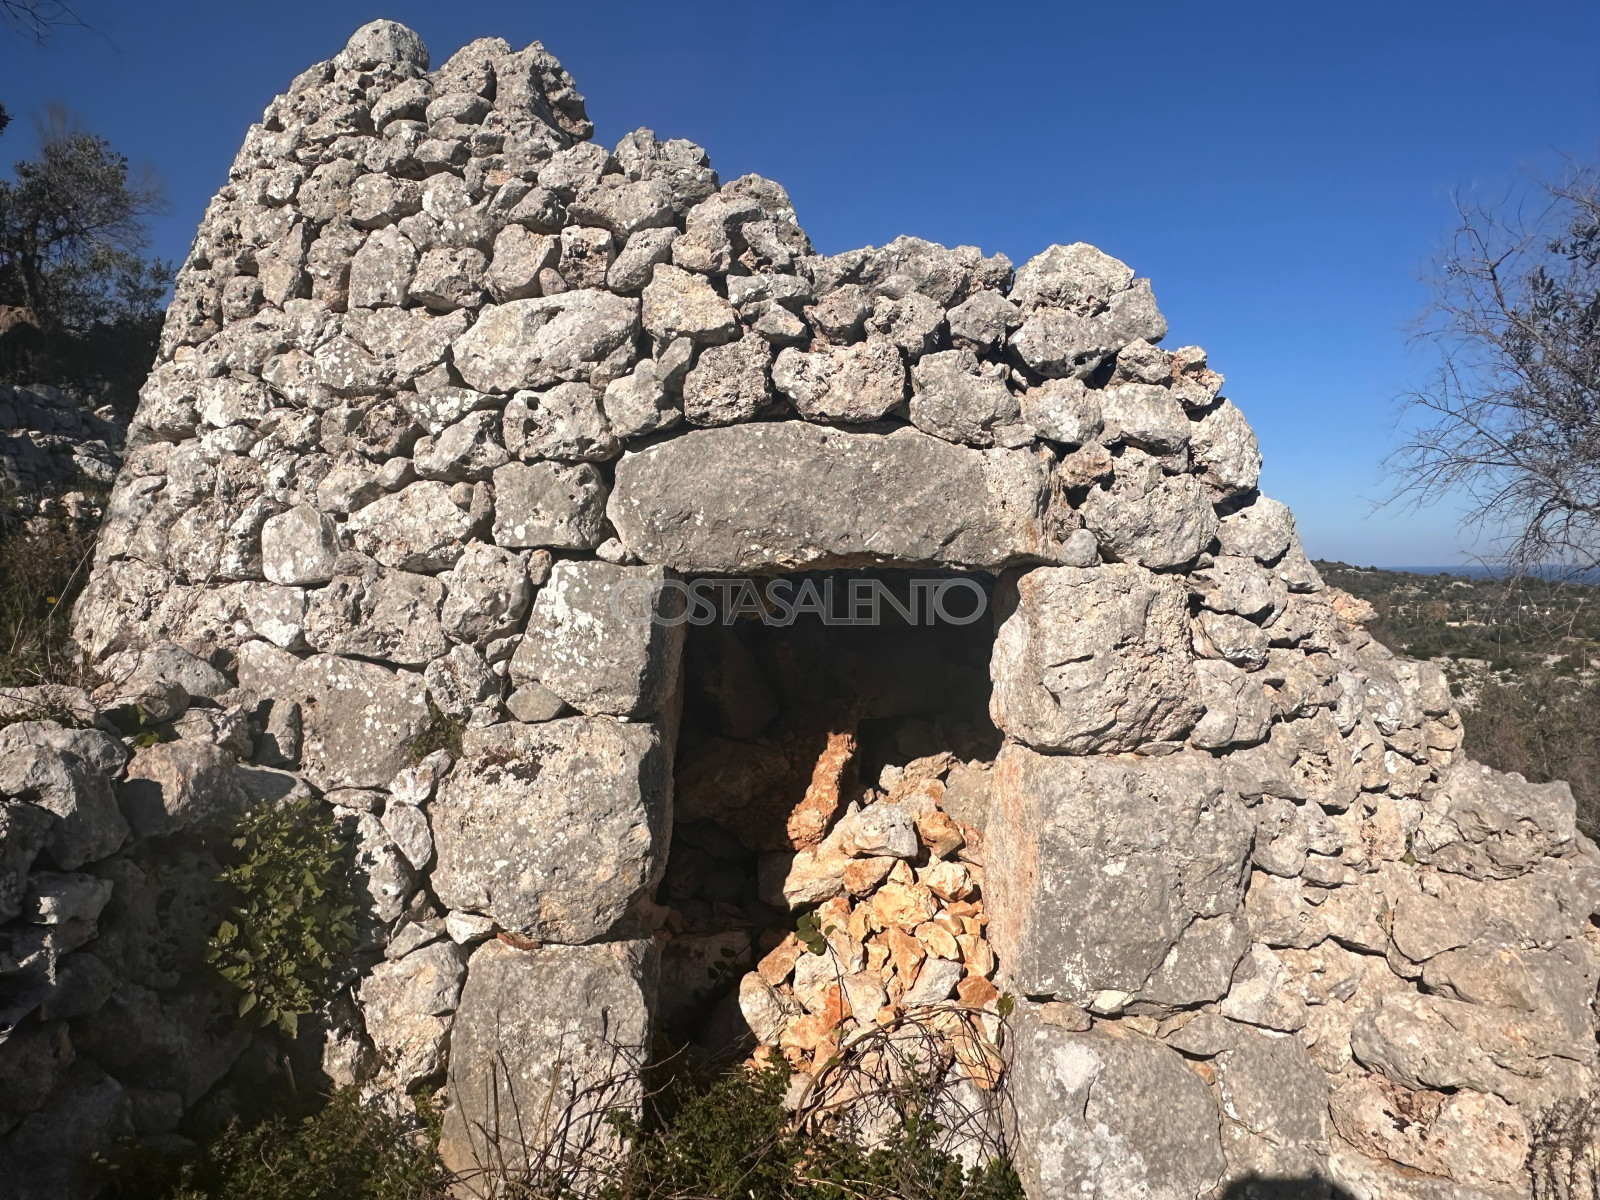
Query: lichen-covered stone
[[430, 718, 671, 940]]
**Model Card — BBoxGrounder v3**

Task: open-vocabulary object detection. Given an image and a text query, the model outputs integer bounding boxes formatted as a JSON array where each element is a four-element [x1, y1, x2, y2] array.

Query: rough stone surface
[[440, 938, 657, 1184], [511, 561, 684, 718], [430, 718, 671, 941], [1009, 1016, 1227, 1200], [990, 564, 1201, 753], [609, 424, 1061, 571], [42, 20, 1600, 1197], [988, 746, 1253, 1005]]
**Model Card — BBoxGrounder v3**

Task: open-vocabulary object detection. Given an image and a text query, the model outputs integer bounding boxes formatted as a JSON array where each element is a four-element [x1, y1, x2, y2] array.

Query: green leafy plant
[[97, 1087, 448, 1200], [409, 698, 464, 764], [795, 911, 836, 956], [205, 797, 355, 1037], [106, 701, 176, 747], [597, 1056, 1024, 1200]]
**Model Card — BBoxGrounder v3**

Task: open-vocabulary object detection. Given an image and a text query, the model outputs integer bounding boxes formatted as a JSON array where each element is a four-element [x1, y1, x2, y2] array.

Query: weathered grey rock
[[510, 561, 683, 718], [347, 226, 417, 308], [1413, 758, 1577, 879], [1018, 377, 1103, 446], [988, 746, 1252, 1004], [1134, 912, 1252, 1010], [345, 480, 473, 573], [304, 567, 448, 665], [1011, 243, 1135, 311], [0, 723, 130, 870], [990, 564, 1201, 753], [0, 1020, 73, 1137], [236, 647, 429, 791], [867, 291, 945, 360], [1215, 1022, 1329, 1145], [350, 173, 422, 229], [358, 940, 465, 1089], [569, 173, 676, 238], [21, 872, 114, 925], [1009, 1017, 1226, 1200], [491, 460, 608, 549], [97, 642, 230, 707], [410, 413, 504, 485], [440, 938, 657, 1183], [0, 1063, 132, 1200], [947, 289, 1021, 351], [1190, 399, 1262, 499], [424, 642, 496, 719], [453, 291, 640, 393], [1219, 945, 1311, 1032], [1217, 495, 1296, 564], [908, 349, 1020, 446], [1098, 382, 1190, 453], [486, 225, 558, 302], [502, 382, 619, 461], [641, 263, 738, 345], [558, 224, 617, 289], [341, 18, 430, 70], [351, 811, 413, 928], [430, 718, 670, 940], [607, 226, 679, 294], [772, 336, 905, 422], [118, 740, 237, 838], [1080, 448, 1218, 570], [410, 246, 487, 310], [1193, 609, 1272, 669], [504, 681, 567, 723], [682, 331, 771, 426], [440, 543, 532, 643], [261, 503, 339, 586], [1189, 658, 1276, 751], [601, 359, 680, 438], [1, 800, 53, 924], [609, 423, 1061, 571]]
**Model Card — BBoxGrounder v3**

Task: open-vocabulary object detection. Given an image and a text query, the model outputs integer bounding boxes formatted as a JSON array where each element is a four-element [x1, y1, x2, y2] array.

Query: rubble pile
[[737, 751, 1005, 1096]]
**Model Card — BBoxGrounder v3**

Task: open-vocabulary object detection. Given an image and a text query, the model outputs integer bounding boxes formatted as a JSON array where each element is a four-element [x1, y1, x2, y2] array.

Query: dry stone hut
[[2, 19, 1596, 1200]]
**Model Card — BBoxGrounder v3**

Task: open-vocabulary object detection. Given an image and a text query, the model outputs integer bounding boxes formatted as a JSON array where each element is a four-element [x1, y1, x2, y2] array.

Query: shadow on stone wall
[[1221, 1179, 1355, 1200]]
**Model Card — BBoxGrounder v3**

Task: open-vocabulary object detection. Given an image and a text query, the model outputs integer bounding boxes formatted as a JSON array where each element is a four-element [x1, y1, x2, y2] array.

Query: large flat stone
[[440, 938, 658, 1189], [236, 645, 428, 790], [607, 422, 1062, 571], [430, 717, 672, 942], [987, 744, 1254, 1006], [1009, 1015, 1226, 1200]]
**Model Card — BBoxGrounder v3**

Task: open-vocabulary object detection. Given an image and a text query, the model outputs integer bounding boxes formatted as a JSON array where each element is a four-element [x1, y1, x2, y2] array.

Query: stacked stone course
[[0, 18, 1593, 1200]]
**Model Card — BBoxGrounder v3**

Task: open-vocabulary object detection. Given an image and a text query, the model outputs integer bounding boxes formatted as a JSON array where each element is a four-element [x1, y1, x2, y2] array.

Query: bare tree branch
[[1, 0, 84, 44], [1386, 159, 1600, 580]]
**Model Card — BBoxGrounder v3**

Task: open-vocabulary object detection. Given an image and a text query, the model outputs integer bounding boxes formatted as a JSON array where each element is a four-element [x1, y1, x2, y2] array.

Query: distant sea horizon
[[1318, 562, 1600, 584]]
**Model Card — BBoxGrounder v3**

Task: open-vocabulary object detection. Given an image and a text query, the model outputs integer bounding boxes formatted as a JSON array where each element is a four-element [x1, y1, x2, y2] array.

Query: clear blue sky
[[4, 1, 1596, 566]]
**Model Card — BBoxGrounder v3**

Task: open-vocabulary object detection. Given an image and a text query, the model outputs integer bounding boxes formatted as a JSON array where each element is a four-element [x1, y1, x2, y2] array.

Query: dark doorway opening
[[655, 570, 1002, 1055]]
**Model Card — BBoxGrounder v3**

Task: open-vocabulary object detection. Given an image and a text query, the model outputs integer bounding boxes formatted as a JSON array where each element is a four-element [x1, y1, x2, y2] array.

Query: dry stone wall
[[0, 18, 1593, 1199]]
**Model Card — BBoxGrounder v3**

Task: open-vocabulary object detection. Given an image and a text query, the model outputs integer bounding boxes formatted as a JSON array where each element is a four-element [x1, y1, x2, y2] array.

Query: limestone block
[[990, 563, 1201, 753], [510, 561, 683, 718], [431, 717, 670, 940], [440, 938, 657, 1184], [608, 423, 1060, 572], [986, 744, 1253, 1005]]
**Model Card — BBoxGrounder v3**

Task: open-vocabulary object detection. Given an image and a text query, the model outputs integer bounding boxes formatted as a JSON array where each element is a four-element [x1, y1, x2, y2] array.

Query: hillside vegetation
[[1318, 561, 1598, 837]]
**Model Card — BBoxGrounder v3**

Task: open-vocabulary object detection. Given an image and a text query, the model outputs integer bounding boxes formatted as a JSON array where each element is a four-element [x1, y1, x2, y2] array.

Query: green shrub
[[206, 797, 356, 1037], [98, 1087, 447, 1200], [598, 1057, 1025, 1200], [0, 496, 99, 687]]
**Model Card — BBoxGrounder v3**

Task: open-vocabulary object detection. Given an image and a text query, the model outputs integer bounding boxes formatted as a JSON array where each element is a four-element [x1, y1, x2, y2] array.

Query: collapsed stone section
[[0, 15, 1591, 1200]]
